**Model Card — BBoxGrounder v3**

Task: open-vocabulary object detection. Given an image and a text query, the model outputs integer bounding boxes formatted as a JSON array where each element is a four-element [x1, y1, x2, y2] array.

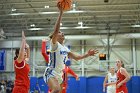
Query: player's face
[[57, 31, 65, 42], [110, 67, 115, 73], [116, 60, 121, 67]]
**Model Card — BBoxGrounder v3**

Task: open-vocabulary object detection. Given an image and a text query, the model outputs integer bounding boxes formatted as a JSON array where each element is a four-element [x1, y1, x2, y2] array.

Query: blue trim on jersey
[[53, 52, 56, 68], [63, 56, 66, 64], [49, 52, 56, 68]]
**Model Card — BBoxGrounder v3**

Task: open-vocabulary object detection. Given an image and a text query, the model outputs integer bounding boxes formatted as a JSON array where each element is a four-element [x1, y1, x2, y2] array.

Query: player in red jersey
[[12, 31, 30, 93], [116, 59, 130, 93], [61, 65, 79, 93], [41, 39, 49, 63]]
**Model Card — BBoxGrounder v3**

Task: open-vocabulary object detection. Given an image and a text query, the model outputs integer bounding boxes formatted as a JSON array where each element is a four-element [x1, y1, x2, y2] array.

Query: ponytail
[[121, 60, 125, 68], [14, 48, 20, 60]]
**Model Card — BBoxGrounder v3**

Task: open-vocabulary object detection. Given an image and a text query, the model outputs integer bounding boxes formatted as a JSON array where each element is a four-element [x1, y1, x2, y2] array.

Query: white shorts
[[107, 86, 116, 93], [43, 67, 63, 84]]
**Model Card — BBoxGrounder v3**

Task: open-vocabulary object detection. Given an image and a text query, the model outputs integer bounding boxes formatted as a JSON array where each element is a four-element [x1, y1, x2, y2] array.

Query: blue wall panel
[[79, 77, 87, 93], [67, 77, 79, 93], [127, 77, 132, 93], [131, 76, 140, 93], [30, 77, 38, 92], [87, 76, 104, 93], [30, 76, 140, 93]]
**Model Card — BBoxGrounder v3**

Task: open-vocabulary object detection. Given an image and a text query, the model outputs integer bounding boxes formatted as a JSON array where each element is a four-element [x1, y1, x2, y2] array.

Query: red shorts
[[12, 86, 28, 93], [116, 86, 128, 93]]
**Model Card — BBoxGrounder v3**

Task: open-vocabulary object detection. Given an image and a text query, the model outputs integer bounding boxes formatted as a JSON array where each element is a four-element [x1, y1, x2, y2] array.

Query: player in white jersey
[[103, 67, 117, 93], [43, 6, 98, 93], [43, 42, 70, 85]]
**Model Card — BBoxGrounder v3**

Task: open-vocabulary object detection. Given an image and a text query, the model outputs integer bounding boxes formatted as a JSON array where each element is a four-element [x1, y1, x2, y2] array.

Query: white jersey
[[107, 73, 117, 93], [48, 41, 70, 77], [108, 73, 117, 84]]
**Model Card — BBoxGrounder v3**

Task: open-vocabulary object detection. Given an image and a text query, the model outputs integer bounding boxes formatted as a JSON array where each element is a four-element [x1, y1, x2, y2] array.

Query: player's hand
[[22, 31, 25, 40], [87, 49, 98, 56], [116, 83, 122, 88], [57, 2, 64, 15], [76, 76, 79, 81], [57, 2, 63, 12]]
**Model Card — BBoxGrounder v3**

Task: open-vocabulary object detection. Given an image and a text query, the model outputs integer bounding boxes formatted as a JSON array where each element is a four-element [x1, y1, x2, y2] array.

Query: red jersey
[[116, 68, 128, 93], [62, 66, 78, 93], [14, 60, 30, 89], [41, 40, 49, 63]]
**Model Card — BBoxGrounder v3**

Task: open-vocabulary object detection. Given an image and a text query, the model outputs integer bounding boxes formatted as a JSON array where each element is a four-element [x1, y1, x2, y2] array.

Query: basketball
[[57, 0, 72, 11]]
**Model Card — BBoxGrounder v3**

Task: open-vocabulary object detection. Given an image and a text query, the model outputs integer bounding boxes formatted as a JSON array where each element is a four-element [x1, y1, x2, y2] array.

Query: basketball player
[[12, 31, 30, 93], [103, 67, 117, 93], [116, 59, 130, 93], [61, 65, 79, 93], [41, 39, 79, 93], [43, 6, 98, 93]]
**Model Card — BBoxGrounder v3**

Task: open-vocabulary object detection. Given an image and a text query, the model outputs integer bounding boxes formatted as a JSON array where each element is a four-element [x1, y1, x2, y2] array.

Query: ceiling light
[[12, 8, 16, 11], [39, 12, 58, 14], [78, 21, 83, 27], [66, 10, 84, 13], [60, 27, 69, 29], [131, 24, 140, 27], [13, 35, 98, 41], [44, 5, 49, 8], [72, 4, 76, 8], [28, 26, 93, 30], [65, 35, 96, 40], [28, 28, 43, 30], [74, 26, 92, 29], [60, 23, 63, 26], [9, 13, 26, 15], [30, 24, 35, 27], [131, 21, 140, 27], [72, 3, 76, 11], [8, 11, 85, 16]]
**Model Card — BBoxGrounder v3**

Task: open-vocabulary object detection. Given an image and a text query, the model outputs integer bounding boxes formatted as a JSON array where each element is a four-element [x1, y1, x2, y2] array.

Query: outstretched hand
[[116, 83, 122, 88], [76, 76, 79, 81], [87, 49, 99, 56], [57, 2, 63, 14], [22, 31, 25, 40]]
